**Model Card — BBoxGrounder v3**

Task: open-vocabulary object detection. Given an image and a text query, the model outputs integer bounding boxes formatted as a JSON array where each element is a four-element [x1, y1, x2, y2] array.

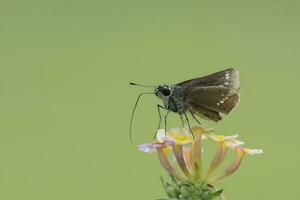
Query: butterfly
[[130, 68, 240, 142]]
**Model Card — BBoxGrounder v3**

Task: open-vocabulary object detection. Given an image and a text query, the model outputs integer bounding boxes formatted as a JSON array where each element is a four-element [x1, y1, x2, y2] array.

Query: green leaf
[[169, 174, 179, 186], [205, 189, 223, 200], [161, 176, 180, 198]]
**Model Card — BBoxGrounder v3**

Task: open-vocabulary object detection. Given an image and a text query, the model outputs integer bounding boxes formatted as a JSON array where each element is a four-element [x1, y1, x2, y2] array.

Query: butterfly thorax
[[155, 85, 187, 114]]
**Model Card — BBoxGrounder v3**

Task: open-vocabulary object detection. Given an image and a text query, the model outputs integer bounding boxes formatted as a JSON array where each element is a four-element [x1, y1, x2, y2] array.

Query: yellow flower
[[167, 127, 194, 145], [205, 132, 240, 143]]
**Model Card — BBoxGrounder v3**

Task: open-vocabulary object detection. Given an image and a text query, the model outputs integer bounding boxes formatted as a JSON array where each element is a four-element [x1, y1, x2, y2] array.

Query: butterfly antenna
[[129, 92, 154, 143], [129, 82, 155, 88]]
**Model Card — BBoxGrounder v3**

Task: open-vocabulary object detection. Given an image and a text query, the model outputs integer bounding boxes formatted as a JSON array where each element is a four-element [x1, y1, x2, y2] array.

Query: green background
[[0, 0, 299, 199]]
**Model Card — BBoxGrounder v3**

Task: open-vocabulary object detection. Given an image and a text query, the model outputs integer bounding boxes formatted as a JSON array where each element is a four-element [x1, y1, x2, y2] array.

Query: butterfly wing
[[186, 86, 240, 115], [177, 68, 240, 92], [175, 68, 240, 121]]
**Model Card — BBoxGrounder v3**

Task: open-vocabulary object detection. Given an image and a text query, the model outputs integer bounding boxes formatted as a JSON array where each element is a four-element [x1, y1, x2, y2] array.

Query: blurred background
[[0, 0, 299, 199]]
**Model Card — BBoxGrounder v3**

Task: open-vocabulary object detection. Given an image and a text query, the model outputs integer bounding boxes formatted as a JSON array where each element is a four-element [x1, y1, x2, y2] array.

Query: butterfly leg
[[164, 110, 170, 131], [188, 108, 202, 125], [183, 111, 195, 139], [179, 114, 184, 127], [154, 104, 166, 138]]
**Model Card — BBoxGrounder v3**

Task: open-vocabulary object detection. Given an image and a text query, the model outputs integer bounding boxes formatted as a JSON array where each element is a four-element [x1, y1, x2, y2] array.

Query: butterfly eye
[[162, 88, 171, 96]]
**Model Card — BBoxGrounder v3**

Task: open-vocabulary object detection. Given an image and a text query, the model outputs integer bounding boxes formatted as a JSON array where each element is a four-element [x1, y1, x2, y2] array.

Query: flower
[[138, 126, 263, 199], [242, 147, 264, 155], [138, 142, 166, 153], [138, 129, 174, 153], [166, 127, 194, 145], [209, 145, 263, 183], [205, 132, 239, 142]]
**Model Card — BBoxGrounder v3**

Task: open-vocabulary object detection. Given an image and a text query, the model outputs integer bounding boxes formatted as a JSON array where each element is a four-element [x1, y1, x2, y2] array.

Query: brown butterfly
[[130, 68, 240, 141]]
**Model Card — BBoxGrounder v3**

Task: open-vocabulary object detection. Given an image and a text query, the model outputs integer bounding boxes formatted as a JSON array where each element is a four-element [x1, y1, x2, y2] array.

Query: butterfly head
[[155, 85, 172, 100]]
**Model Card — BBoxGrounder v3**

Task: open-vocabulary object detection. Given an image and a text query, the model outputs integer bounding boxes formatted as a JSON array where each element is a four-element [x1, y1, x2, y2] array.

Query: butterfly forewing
[[177, 68, 240, 92]]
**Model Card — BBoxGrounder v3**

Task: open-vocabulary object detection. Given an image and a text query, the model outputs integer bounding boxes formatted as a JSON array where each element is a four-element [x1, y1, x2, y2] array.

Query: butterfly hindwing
[[189, 103, 222, 122]]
